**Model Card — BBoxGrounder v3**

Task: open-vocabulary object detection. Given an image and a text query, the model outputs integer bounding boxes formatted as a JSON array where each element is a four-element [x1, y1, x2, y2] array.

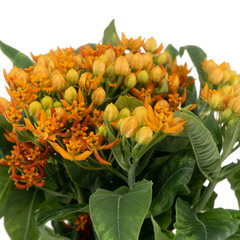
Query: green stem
[[106, 166, 128, 183], [193, 180, 218, 213], [127, 160, 138, 188], [108, 75, 123, 98]]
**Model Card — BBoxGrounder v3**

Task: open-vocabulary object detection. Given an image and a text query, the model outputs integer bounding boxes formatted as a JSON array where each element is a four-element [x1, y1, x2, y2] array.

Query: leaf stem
[[193, 180, 218, 213]]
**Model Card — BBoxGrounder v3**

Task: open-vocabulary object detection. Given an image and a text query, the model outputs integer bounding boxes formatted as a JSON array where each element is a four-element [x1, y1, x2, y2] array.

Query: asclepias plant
[[1, 19, 240, 240]]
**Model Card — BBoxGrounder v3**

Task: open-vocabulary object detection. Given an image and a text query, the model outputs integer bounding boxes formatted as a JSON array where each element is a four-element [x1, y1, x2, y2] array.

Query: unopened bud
[[230, 96, 240, 114], [91, 87, 106, 106], [155, 99, 170, 109], [28, 101, 42, 118], [143, 52, 153, 69], [125, 52, 134, 65], [167, 117, 185, 135], [98, 125, 107, 138], [209, 67, 223, 85], [66, 69, 79, 85], [120, 116, 139, 138], [136, 126, 153, 144], [0, 97, 11, 111], [131, 53, 144, 70], [78, 72, 91, 88], [41, 96, 53, 109], [145, 37, 157, 53], [55, 107, 64, 119], [53, 101, 62, 108], [119, 108, 131, 118], [201, 59, 218, 74], [114, 56, 130, 76], [45, 108, 51, 117], [222, 108, 232, 120], [150, 66, 162, 83], [132, 106, 148, 126], [93, 59, 105, 75], [104, 49, 116, 62], [124, 73, 137, 88], [51, 70, 66, 91], [104, 103, 119, 122], [209, 92, 222, 109], [64, 86, 78, 103], [137, 70, 149, 85], [157, 51, 171, 65], [33, 64, 49, 77]]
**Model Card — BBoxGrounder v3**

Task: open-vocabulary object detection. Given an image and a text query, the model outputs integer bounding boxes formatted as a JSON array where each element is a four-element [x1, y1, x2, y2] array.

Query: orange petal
[[94, 150, 111, 165], [92, 72, 103, 90], [50, 142, 72, 160], [74, 151, 92, 161], [24, 118, 40, 136], [40, 109, 47, 123], [100, 138, 121, 150], [78, 89, 85, 103]]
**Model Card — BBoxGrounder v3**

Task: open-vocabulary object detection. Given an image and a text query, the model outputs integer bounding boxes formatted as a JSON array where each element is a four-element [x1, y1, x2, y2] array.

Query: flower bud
[[33, 64, 49, 77], [104, 49, 116, 62], [119, 108, 131, 119], [155, 99, 170, 109], [114, 56, 130, 76], [234, 84, 240, 97], [104, 62, 115, 78], [221, 108, 232, 120], [0, 97, 11, 111], [145, 37, 157, 53], [201, 59, 218, 74], [98, 125, 107, 138], [143, 52, 153, 70], [66, 69, 79, 85], [136, 126, 153, 144], [93, 59, 105, 75], [229, 73, 239, 85], [150, 66, 162, 83], [55, 107, 64, 119], [45, 108, 51, 117], [137, 70, 149, 85], [222, 85, 233, 96], [51, 70, 66, 91], [104, 103, 119, 122], [91, 87, 106, 106], [120, 116, 139, 138], [230, 96, 240, 114], [64, 86, 78, 103], [28, 101, 42, 118], [131, 52, 144, 70], [41, 96, 53, 109], [223, 70, 231, 83], [169, 74, 179, 92], [208, 67, 223, 85], [157, 51, 171, 65], [125, 52, 134, 65], [209, 92, 222, 109], [16, 69, 29, 83], [168, 117, 185, 135], [124, 73, 137, 88], [132, 106, 148, 126], [53, 101, 62, 108]]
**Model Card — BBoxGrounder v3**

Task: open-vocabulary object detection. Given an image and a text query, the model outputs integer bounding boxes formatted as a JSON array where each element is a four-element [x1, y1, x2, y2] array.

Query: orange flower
[[120, 33, 143, 53], [24, 108, 69, 142]]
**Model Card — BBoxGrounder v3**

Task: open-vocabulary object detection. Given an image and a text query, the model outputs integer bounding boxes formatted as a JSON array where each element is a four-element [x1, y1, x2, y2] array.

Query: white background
[[1, 0, 240, 239]]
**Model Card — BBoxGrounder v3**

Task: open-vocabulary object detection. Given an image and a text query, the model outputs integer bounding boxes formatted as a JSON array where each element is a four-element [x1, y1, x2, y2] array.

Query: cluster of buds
[[0, 33, 192, 189], [201, 58, 240, 120]]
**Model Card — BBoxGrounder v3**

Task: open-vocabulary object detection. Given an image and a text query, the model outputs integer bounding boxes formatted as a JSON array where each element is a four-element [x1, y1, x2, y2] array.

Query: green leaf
[[151, 215, 171, 240], [179, 45, 208, 88], [4, 187, 42, 240], [165, 44, 179, 62], [114, 95, 143, 111], [226, 210, 240, 239], [149, 151, 195, 216], [181, 109, 221, 181], [0, 40, 34, 68], [203, 111, 222, 147], [35, 204, 88, 240], [0, 114, 14, 158], [0, 165, 11, 218], [156, 79, 168, 94], [219, 160, 240, 181], [222, 118, 240, 161], [89, 180, 152, 240], [102, 19, 120, 46], [174, 198, 239, 240], [228, 167, 240, 208]]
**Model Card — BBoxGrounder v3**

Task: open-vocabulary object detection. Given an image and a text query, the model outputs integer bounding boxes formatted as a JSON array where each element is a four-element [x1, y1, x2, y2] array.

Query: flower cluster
[[0, 33, 192, 189], [201, 58, 240, 121]]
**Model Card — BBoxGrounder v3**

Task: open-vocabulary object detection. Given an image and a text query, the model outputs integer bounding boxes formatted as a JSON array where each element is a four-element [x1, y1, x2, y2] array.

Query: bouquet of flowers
[[1, 19, 240, 240]]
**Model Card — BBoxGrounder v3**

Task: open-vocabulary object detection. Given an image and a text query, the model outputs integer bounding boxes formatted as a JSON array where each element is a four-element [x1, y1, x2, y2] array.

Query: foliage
[[1, 19, 240, 239]]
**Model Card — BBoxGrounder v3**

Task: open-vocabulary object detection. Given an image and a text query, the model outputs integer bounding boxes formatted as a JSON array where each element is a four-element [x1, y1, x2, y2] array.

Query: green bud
[[119, 108, 131, 119], [41, 96, 53, 109]]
